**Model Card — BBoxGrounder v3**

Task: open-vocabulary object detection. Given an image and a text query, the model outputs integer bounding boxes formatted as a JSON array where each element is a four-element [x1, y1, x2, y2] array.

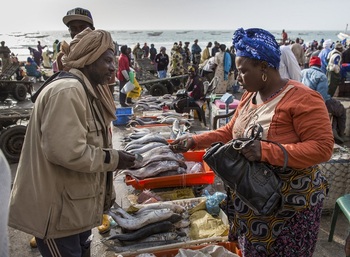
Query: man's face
[[87, 49, 116, 86], [68, 20, 94, 39]]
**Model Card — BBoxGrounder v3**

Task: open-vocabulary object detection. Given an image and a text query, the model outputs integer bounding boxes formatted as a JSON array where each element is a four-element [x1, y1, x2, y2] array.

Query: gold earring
[[262, 73, 267, 82]]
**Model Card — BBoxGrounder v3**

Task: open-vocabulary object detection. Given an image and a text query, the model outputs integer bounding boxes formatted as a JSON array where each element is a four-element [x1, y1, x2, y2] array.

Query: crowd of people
[[279, 29, 348, 144]]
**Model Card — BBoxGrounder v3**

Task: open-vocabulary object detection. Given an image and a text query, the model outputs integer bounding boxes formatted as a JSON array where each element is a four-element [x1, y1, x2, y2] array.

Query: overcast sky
[[2, 0, 349, 33]]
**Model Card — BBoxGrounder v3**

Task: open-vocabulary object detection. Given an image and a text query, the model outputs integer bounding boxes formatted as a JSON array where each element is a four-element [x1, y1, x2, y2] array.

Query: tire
[[166, 82, 175, 95], [13, 84, 28, 101], [150, 83, 168, 96], [0, 125, 27, 163]]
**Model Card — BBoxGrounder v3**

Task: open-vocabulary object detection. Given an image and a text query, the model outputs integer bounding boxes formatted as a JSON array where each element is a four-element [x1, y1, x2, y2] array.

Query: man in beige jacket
[[9, 28, 136, 257]]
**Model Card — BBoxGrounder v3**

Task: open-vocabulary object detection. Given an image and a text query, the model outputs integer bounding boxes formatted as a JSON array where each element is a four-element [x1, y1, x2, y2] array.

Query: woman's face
[[235, 56, 263, 92]]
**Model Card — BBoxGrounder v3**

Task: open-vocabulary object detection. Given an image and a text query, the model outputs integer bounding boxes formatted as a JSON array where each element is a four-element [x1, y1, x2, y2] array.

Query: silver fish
[[118, 160, 185, 180], [124, 133, 168, 150], [108, 208, 174, 231], [127, 142, 168, 155]]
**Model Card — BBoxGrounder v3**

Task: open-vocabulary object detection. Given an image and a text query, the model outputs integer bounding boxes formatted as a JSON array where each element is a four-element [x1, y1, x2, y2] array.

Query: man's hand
[[116, 151, 136, 169]]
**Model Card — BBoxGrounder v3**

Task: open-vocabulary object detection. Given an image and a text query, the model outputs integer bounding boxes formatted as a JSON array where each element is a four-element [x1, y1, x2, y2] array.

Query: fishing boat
[[147, 32, 163, 36], [337, 24, 350, 41]]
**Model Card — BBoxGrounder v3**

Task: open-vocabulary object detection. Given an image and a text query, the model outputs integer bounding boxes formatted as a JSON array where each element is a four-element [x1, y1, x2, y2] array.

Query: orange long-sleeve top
[[193, 80, 334, 169]]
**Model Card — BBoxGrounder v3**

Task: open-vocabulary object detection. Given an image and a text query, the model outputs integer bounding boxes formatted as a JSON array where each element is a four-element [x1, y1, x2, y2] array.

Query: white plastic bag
[[121, 81, 135, 94]]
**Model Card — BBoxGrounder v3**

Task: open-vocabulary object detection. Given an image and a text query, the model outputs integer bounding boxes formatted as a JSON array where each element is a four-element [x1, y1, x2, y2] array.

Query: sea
[[1, 29, 343, 62]]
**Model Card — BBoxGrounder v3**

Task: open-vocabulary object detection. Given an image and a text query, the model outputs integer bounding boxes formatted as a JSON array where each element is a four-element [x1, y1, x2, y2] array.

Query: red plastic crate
[[125, 151, 215, 190]]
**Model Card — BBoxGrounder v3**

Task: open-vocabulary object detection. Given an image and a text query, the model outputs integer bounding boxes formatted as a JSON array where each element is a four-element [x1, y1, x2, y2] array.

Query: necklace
[[262, 86, 284, 102]]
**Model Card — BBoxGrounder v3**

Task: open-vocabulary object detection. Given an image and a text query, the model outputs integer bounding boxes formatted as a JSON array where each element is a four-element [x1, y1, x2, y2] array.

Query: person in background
[[326, 42, 343, 97], [279, 41, 301, 81], [52, 39, 60, 61], [170, 27, 333, 257], [149, 43, 157, 62], [191, 39, 202, 65], [291, 37, 305, 68], [0, 41, 11, 71], [24, 57, 42, 79], [318, 39, 333, 74], [37, 41, 47, 55], [282, 29, 288, 44], [183, 41, 191, 65], [213, 44, 231, 93], [42, 49, 52, 69], [173, 65, 205, 113], [127, 47, 134, 66], [9, 28, 136, 257], [169, 43, 184, 77], [0, 149, 11, 257], [28, 47, 42, 67], [211, 41, 220, 57], [200, 41, 212, 64], [142, 42, 150, 58], [311, 44, 323, 57], [132, 43, 143, 60], [117, 45, 132, 107], [302, 56, 346, 144], [304, 42, 316, 68], [154, 46, 169, 79]]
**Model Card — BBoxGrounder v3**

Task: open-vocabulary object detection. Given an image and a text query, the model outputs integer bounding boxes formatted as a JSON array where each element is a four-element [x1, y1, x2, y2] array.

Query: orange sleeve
[[261, 87, 334, 169]]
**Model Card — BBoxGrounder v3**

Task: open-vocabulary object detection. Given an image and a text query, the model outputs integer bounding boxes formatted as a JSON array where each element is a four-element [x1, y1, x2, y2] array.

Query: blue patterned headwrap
[[232, 28, 281, 69]]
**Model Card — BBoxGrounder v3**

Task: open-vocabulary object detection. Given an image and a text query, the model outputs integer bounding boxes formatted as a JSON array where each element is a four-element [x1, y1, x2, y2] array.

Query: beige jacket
[[9, 69, 119, 239]]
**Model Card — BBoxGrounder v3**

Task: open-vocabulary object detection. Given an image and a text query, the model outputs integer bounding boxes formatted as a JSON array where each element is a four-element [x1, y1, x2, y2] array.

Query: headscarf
[[232, 28, 281, 69], [62, 28, 116, 123], [62, 28, 114, 68], [323, 39, 332, 49]]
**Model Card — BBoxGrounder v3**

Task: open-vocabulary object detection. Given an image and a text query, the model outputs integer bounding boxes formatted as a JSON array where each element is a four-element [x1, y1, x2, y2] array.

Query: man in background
[[0, 41, 11, 71], [301, 56, 346, 144], [279, 41, 301, 81]]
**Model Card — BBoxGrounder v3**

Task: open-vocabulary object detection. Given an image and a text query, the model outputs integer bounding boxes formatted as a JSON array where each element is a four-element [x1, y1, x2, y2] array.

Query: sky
[[1, 0, 350, 33]]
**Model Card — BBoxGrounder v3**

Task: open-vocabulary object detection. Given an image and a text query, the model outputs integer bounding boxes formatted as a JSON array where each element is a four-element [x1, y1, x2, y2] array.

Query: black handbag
[[203, 126, 288, 216]]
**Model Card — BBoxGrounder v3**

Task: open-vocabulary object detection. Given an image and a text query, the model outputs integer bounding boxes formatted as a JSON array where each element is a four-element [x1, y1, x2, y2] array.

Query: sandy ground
[[5, 84, 350, 257]]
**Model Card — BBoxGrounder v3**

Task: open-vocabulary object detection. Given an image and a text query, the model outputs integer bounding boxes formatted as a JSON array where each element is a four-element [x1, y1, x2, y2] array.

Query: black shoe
[[120, 103, 129, 107], [126, 98, 134, 104]]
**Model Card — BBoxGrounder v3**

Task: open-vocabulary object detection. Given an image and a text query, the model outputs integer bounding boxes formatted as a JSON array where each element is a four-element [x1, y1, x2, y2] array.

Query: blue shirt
[[301, 66, 330, 101]]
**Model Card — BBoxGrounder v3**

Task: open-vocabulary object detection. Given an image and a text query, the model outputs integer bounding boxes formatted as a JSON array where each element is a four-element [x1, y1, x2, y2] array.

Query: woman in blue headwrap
[[170, 28, 334, 256]]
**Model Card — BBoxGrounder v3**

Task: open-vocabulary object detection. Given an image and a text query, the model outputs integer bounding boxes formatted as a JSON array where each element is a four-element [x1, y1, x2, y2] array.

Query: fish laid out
[[118, 160, 186, 180], [124, 133, 168, 151], [117, 133, 189, 180], [108, 208, 174, 231], [102, 202, 191, 253]]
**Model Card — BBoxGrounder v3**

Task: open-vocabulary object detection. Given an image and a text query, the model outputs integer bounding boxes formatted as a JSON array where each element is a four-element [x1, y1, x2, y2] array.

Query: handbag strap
[[232, 124, 289, 172], [261, 140, 288, 172]]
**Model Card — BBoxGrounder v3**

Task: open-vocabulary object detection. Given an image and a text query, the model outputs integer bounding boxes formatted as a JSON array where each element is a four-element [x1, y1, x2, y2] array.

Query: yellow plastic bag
[[127, 78, 142, 99]]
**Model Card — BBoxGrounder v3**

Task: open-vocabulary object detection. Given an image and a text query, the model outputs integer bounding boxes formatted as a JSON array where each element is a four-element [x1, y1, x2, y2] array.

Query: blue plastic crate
[[116, 107, 133, 115], [113, 107, 133, 126]]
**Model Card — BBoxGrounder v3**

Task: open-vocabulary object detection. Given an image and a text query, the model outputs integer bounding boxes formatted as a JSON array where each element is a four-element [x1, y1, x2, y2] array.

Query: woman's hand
[[240, 140, 262, 162], [116, 150, 136, 169], [169, 135, 195, 153]]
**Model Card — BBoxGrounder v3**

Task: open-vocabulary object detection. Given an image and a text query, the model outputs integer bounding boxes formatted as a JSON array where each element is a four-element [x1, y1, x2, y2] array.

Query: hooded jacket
[[9, 69, 119, 239]]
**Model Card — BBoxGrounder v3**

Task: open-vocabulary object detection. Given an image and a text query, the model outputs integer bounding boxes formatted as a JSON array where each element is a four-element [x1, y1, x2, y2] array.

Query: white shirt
[[279, 45, 302, 81]]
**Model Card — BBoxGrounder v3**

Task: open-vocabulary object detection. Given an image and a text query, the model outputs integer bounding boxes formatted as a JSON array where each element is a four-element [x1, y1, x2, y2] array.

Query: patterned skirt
[[220, 166, 328, 257]]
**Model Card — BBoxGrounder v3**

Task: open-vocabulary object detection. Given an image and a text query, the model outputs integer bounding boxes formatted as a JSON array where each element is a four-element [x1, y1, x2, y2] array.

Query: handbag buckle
[[232, 139, 253, 150]]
